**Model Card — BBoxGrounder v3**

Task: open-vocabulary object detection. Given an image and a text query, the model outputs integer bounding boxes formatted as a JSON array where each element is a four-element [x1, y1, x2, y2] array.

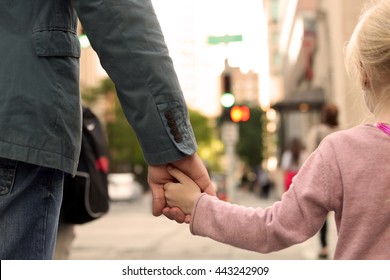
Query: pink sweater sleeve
[[190, 144, 337, 253]]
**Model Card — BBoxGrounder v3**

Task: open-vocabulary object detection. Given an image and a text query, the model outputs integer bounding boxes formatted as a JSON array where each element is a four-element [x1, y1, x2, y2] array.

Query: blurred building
[[221, 60, 260, 107], [231, 68, 260, 106], [77, 24, 106, 90], [264, 0, 370, 156], [77, 24, 109, 123]]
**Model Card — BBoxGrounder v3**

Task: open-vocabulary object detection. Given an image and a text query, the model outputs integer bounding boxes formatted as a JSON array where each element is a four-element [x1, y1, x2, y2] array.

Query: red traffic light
[[230, 105, 250, 122]]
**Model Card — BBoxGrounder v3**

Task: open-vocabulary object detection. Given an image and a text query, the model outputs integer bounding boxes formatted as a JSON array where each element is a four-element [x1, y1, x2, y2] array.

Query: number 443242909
[[214, 266, 269, 276]]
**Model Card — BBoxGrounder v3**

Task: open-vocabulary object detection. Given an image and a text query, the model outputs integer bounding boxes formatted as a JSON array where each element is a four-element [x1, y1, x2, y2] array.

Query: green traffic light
[[221, 93, 235, 108]]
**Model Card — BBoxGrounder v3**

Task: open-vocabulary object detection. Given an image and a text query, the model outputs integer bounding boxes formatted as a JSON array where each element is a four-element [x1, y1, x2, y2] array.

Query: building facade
[[264, 0, 371, 155]]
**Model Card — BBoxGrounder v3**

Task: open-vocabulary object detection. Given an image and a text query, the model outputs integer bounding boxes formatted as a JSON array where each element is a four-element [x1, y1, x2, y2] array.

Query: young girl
[[164, 0, 390, 260]]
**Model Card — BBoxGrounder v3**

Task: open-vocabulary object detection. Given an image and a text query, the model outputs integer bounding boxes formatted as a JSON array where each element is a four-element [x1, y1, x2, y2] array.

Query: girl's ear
[[361, 69, 370, 90], [363, 79, 370, 89], [359, 61, 370, 90]]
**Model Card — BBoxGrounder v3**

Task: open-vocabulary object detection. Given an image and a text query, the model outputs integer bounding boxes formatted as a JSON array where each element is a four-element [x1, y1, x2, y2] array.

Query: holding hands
[[164, 166, 201, 215], [148, 153, 215, 224]]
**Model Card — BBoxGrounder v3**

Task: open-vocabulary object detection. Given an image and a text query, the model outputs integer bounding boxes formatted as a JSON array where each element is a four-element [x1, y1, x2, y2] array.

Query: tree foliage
[[235, 107, 265, 168], [81, 78, 222, 173]]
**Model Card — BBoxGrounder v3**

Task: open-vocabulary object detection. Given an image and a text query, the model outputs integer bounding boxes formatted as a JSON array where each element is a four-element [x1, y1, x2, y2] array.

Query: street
[[68, 189, 337, 260]]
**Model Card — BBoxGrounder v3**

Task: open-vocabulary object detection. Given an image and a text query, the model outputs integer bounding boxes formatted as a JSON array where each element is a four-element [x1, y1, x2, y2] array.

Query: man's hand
[[147, 153, 215, 223]]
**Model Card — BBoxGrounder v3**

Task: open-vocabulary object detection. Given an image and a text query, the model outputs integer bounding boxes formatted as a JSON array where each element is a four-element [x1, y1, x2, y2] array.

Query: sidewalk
[[69, 189, 337, 260]]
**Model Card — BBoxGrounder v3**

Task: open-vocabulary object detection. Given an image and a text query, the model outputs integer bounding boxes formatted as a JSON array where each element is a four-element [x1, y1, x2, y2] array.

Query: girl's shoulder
[[322, 124, 382, 150], [328, 124, 375, 138]]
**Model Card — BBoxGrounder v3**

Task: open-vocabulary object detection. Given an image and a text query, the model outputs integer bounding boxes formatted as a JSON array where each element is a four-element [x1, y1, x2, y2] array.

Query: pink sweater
[[190, 125, 390, 259]]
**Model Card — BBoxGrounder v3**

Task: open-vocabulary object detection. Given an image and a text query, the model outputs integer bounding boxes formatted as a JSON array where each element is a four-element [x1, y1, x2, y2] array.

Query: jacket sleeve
[[70, 0, 197, 165]]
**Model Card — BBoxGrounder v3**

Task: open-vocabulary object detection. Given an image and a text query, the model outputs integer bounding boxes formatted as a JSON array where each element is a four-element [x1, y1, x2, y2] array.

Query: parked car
[[108, 173, 143, 201]]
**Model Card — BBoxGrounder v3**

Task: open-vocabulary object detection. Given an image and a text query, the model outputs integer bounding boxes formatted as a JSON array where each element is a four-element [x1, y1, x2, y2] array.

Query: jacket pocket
[[32, 29, 80, 58]]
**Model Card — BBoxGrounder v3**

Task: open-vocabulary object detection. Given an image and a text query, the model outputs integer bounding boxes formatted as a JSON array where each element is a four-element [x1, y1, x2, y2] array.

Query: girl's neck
[[374, 109, 390, 124], [373, 100, 390, 124]]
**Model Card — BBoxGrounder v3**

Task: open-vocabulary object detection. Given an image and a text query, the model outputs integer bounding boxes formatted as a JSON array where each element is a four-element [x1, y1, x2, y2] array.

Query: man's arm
[[71, 0, 196, 164], [71, 0, 215, 221]]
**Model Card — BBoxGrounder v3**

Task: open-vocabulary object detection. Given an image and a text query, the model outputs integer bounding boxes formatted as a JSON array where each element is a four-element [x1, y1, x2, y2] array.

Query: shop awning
[[272, 87, 325, 112]]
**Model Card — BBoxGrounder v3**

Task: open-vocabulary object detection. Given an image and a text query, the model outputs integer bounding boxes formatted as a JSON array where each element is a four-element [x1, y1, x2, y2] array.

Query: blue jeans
[[0, 158, 64, 259]]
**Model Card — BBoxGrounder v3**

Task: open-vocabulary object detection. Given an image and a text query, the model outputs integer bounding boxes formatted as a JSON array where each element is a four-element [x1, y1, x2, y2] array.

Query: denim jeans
[[0, 157, 64, 259]]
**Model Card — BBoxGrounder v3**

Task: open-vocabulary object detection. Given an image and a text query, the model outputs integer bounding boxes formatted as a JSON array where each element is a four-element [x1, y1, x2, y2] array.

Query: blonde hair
[[345, 0, 390, 114]]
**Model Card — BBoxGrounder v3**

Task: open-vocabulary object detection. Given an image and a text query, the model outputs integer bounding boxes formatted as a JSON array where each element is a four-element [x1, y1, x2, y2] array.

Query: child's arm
[[164, 166, 202, 214]]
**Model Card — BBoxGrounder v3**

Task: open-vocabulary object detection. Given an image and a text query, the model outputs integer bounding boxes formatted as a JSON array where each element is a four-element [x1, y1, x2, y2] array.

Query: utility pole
[[208, 34, 243, 202]]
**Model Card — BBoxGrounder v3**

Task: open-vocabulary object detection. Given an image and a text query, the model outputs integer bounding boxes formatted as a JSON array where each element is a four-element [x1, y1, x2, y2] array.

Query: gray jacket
[[0, 0, 197, 175]]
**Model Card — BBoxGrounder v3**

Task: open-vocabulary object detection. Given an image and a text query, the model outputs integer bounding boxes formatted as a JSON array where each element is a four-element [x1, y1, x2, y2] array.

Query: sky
[[153, 0, 265, 71], [151, 0, 268, 116]]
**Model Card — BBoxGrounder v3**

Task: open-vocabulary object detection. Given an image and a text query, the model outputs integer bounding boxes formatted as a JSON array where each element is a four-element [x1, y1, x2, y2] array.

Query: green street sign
[[207, 34, 243, 45]]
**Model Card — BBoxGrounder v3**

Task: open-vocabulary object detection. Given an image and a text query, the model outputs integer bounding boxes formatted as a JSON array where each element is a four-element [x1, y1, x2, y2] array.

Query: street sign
[[207, 34, 243, 45]]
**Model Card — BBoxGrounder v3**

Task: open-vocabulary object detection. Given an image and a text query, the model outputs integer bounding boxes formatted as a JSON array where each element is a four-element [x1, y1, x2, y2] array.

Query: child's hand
[[164, 166, 201, 215]]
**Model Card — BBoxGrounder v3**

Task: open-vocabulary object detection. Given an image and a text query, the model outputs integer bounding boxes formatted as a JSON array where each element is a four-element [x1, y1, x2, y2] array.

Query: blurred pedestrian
[[164, 0, 390, 259], [280, 138, 307, 192], [0, 0, 214, 260], [307, 103, 339, 153], [307, 103, 339, 259], [255, 166, 273, 199]]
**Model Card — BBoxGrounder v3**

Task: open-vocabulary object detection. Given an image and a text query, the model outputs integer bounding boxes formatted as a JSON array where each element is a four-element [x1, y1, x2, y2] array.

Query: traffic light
[[223, 72, 231, 93], [219, 72, 251, 123], [219, 72, 234, 124], [230, 105, 250, 122], [221, 72, 235, 108]]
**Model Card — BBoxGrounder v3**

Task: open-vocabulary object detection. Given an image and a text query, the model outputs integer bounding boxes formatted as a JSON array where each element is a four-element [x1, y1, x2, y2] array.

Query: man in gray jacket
[[0, 0, 215, 259]]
